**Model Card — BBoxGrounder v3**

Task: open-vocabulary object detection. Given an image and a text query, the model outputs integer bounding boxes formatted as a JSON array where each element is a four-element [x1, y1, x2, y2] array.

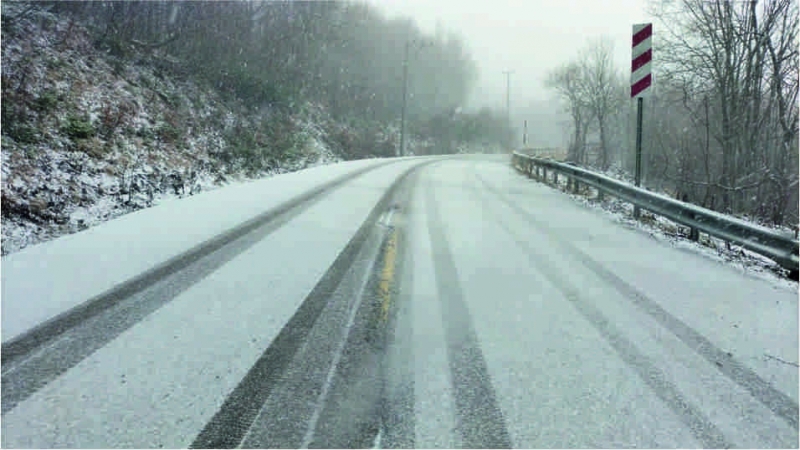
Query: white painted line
[[372, 426, 383, 449], [383, 208, 396, 227]]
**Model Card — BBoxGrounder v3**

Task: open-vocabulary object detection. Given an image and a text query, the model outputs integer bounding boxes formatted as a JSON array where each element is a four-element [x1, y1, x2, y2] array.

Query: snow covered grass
[[1, 134, 343, 256]]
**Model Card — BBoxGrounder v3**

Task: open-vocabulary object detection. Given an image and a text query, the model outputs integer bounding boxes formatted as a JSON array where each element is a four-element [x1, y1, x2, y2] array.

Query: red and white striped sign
[[631, 23, 652, 98]]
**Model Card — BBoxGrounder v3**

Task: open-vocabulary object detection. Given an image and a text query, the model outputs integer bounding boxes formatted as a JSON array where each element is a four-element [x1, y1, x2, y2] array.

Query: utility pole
[[502, 70, 513, 151], [399, 41, 410, 158], [399, 40, 430, 157]]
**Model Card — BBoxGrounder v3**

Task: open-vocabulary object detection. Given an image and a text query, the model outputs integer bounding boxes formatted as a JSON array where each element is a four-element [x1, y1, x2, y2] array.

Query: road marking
[[379, 229, 398, 323], [298, 226, 385, 449], [190, 164, 434, 449], [382, 207, 396, 227], [372, 426, 383, 449]]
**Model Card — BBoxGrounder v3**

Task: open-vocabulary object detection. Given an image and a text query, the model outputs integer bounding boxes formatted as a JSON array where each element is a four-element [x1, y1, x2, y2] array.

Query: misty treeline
[[26, 0, 510, 160], [546, 0, 798, 228]]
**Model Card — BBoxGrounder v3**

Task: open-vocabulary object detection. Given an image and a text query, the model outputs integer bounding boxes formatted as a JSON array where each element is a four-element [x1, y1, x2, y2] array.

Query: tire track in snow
[[424, 175, 513, 449], [469, 172, 732, 449], [1, 160, 397, 415], [190, 160, 439, 449], [474, 170, 799, 433]]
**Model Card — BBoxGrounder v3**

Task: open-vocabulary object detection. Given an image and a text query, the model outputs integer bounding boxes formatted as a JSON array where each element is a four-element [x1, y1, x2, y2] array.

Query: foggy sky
[[369, 0, 651, 147]]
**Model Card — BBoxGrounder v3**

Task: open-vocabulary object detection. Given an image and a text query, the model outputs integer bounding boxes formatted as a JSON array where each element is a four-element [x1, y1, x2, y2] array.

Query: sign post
[[631, 23, 652, 219]]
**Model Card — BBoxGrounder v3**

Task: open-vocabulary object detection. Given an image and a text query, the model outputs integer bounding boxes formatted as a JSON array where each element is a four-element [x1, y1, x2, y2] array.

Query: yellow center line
[[379, 229, 398, 322]]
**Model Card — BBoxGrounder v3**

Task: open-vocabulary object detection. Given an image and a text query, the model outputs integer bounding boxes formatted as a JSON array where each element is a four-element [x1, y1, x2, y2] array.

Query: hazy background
[[369, 0, 651, 147]]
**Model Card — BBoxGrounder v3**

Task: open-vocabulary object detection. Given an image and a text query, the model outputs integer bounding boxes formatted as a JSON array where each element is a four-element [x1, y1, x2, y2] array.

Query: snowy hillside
[[1, 5, 344, 255]]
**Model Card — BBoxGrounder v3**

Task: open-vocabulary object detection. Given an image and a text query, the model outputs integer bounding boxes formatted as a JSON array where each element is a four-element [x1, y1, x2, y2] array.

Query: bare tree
[[760, 0, 799, 224], [545, 62, 591, 164], [649, 0, 798, 223], [579, 38, 625, 171]]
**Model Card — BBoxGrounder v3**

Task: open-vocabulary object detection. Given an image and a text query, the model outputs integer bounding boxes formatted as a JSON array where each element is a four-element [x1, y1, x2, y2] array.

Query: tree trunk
[[598, 116, 608, 170]]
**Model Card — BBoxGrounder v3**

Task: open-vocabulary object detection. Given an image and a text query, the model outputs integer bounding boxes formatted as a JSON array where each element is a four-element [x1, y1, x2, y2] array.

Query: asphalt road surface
[[2, 156, 797, 448]]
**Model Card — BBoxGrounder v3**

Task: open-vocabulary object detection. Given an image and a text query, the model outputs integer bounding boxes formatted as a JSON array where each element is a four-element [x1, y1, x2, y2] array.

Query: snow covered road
[[2, 156, 797, 448]]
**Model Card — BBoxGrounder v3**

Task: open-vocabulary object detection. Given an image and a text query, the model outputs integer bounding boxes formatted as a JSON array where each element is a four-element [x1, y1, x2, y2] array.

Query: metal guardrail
[[511, 151, 800, 275], [516, 147, 567, 161]]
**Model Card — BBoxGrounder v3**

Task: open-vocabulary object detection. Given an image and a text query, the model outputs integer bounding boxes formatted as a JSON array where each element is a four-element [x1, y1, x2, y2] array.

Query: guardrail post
[[597, 189, 604, 202], [554, 172, 558, 186], [689, 213, 699, 241]]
